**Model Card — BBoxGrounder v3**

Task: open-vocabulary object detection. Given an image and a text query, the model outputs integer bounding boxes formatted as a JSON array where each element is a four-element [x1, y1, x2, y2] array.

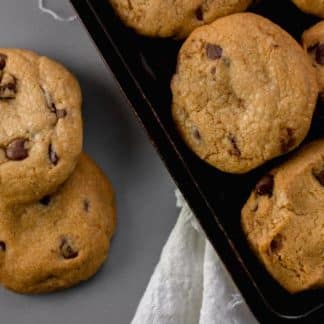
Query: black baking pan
[[70, 0, 324, 323]]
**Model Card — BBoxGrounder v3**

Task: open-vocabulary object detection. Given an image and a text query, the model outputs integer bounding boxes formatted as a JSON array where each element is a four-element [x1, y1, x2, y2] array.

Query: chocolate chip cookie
[[242, 140, 324, 293], [171, 13, 318, 173], [0, 49, 82, 204], [109, 0, 252, 38], [0, 154, 116, 294], [292, 0, 324, 18], [302, 21, 324, 100]]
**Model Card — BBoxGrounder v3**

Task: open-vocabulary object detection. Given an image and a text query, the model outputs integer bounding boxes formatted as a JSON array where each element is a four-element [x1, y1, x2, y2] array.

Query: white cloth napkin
[[131, 190, 258, 324]]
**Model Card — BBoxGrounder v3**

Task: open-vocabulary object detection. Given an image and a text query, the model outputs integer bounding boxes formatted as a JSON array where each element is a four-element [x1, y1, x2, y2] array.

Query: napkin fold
[[131, 190, 257, 324]]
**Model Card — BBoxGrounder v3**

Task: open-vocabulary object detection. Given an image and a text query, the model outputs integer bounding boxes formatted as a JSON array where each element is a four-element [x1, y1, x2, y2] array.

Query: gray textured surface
[[0, 1, 178, 323]]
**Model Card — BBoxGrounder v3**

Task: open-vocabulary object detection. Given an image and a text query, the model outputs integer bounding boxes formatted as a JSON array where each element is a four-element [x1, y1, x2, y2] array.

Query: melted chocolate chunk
[[59, 237, 78, 259], [6, 138, 28, 161], [206, 44, 223, 60], [255, 174, 274, 197]]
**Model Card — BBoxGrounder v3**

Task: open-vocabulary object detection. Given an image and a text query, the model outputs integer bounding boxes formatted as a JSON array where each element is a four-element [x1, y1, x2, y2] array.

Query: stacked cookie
[[0, 49, 116, 293]]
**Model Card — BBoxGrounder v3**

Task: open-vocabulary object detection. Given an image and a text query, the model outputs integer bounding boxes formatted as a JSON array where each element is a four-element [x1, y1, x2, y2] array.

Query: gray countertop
[[0, 1, 178, 323]]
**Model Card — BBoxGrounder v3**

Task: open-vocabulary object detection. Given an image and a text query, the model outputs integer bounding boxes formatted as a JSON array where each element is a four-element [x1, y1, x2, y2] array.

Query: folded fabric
[[131, 190, 257, 324]]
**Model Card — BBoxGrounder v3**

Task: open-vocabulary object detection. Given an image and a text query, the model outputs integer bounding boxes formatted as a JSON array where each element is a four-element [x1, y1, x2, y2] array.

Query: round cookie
[[0, 153, 116, 294], [0, 49, 82, 204], [171, 13, 318, 174], [291, 0, 324, 18], [241, 140, 324, 293], [302, 21, 324, 100], [109, 0, 252, 38]]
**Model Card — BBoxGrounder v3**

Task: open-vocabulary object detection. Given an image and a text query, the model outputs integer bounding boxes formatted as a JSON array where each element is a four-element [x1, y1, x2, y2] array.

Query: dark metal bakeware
[[70, 0, 324, 322]]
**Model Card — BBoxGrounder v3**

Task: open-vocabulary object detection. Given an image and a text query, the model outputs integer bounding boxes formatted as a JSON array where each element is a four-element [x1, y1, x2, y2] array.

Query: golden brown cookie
[[302, 21, 324, 100], [292, 0, 324, 18], [171, 13, 318, 174], [0, 48, 82, 205], [0, 154, 116, 294], [241, 140, 324, 293], [109, 0, 252, 38]]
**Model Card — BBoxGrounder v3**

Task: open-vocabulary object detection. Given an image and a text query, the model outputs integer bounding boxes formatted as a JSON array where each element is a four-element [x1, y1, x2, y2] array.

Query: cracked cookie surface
[[292, 0, 324, 18], [171, 13, 318, 173], [0, 154, 116, 294], [0, 49, 82, 204], [109, 0, 252, 38], [302, 21, 324, 100], [241, 140, 324, 293]]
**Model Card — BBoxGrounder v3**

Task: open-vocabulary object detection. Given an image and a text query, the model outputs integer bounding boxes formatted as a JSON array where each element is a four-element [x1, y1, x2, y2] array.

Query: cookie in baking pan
[[171, 13, 318, 173], [242, 140, 324, 293], [109, 0, 252, 38]]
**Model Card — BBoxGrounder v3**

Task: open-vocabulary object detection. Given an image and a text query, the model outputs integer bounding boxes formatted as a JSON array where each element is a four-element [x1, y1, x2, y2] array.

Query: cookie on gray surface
[[242, 140, 324, 293], [171, 13, 318, 174], [0, 48, 82, 204], [292, 0, 324, 18], [302, 21, 324, 100], [109, 0, 252, 38], [0, 153, 116, 294]]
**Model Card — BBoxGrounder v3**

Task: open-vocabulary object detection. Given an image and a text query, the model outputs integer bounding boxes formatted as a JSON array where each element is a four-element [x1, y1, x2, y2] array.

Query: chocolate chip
[[6, 138, 28, 161], [281, 128, 295, 153], [56, 109, 67, 119], [0, 54, 7, 70], [83, 199, 90, 212], [0, 241, 6, 251], [206, 44, 223, 60], [59, 237, 78, 259], [210, 66, 216, 75], [270, 234, 283, 253], [49, 144, 59, 165], [307, 43, 319, 53], [316, 44, 324, 65], [195, 6, 204, 20], [255, 174, 274, 197], [313, 169, 324, 186], [0, 73, 17, 99], [40, 195, 51, 206], [228, 134, 241, 157]]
